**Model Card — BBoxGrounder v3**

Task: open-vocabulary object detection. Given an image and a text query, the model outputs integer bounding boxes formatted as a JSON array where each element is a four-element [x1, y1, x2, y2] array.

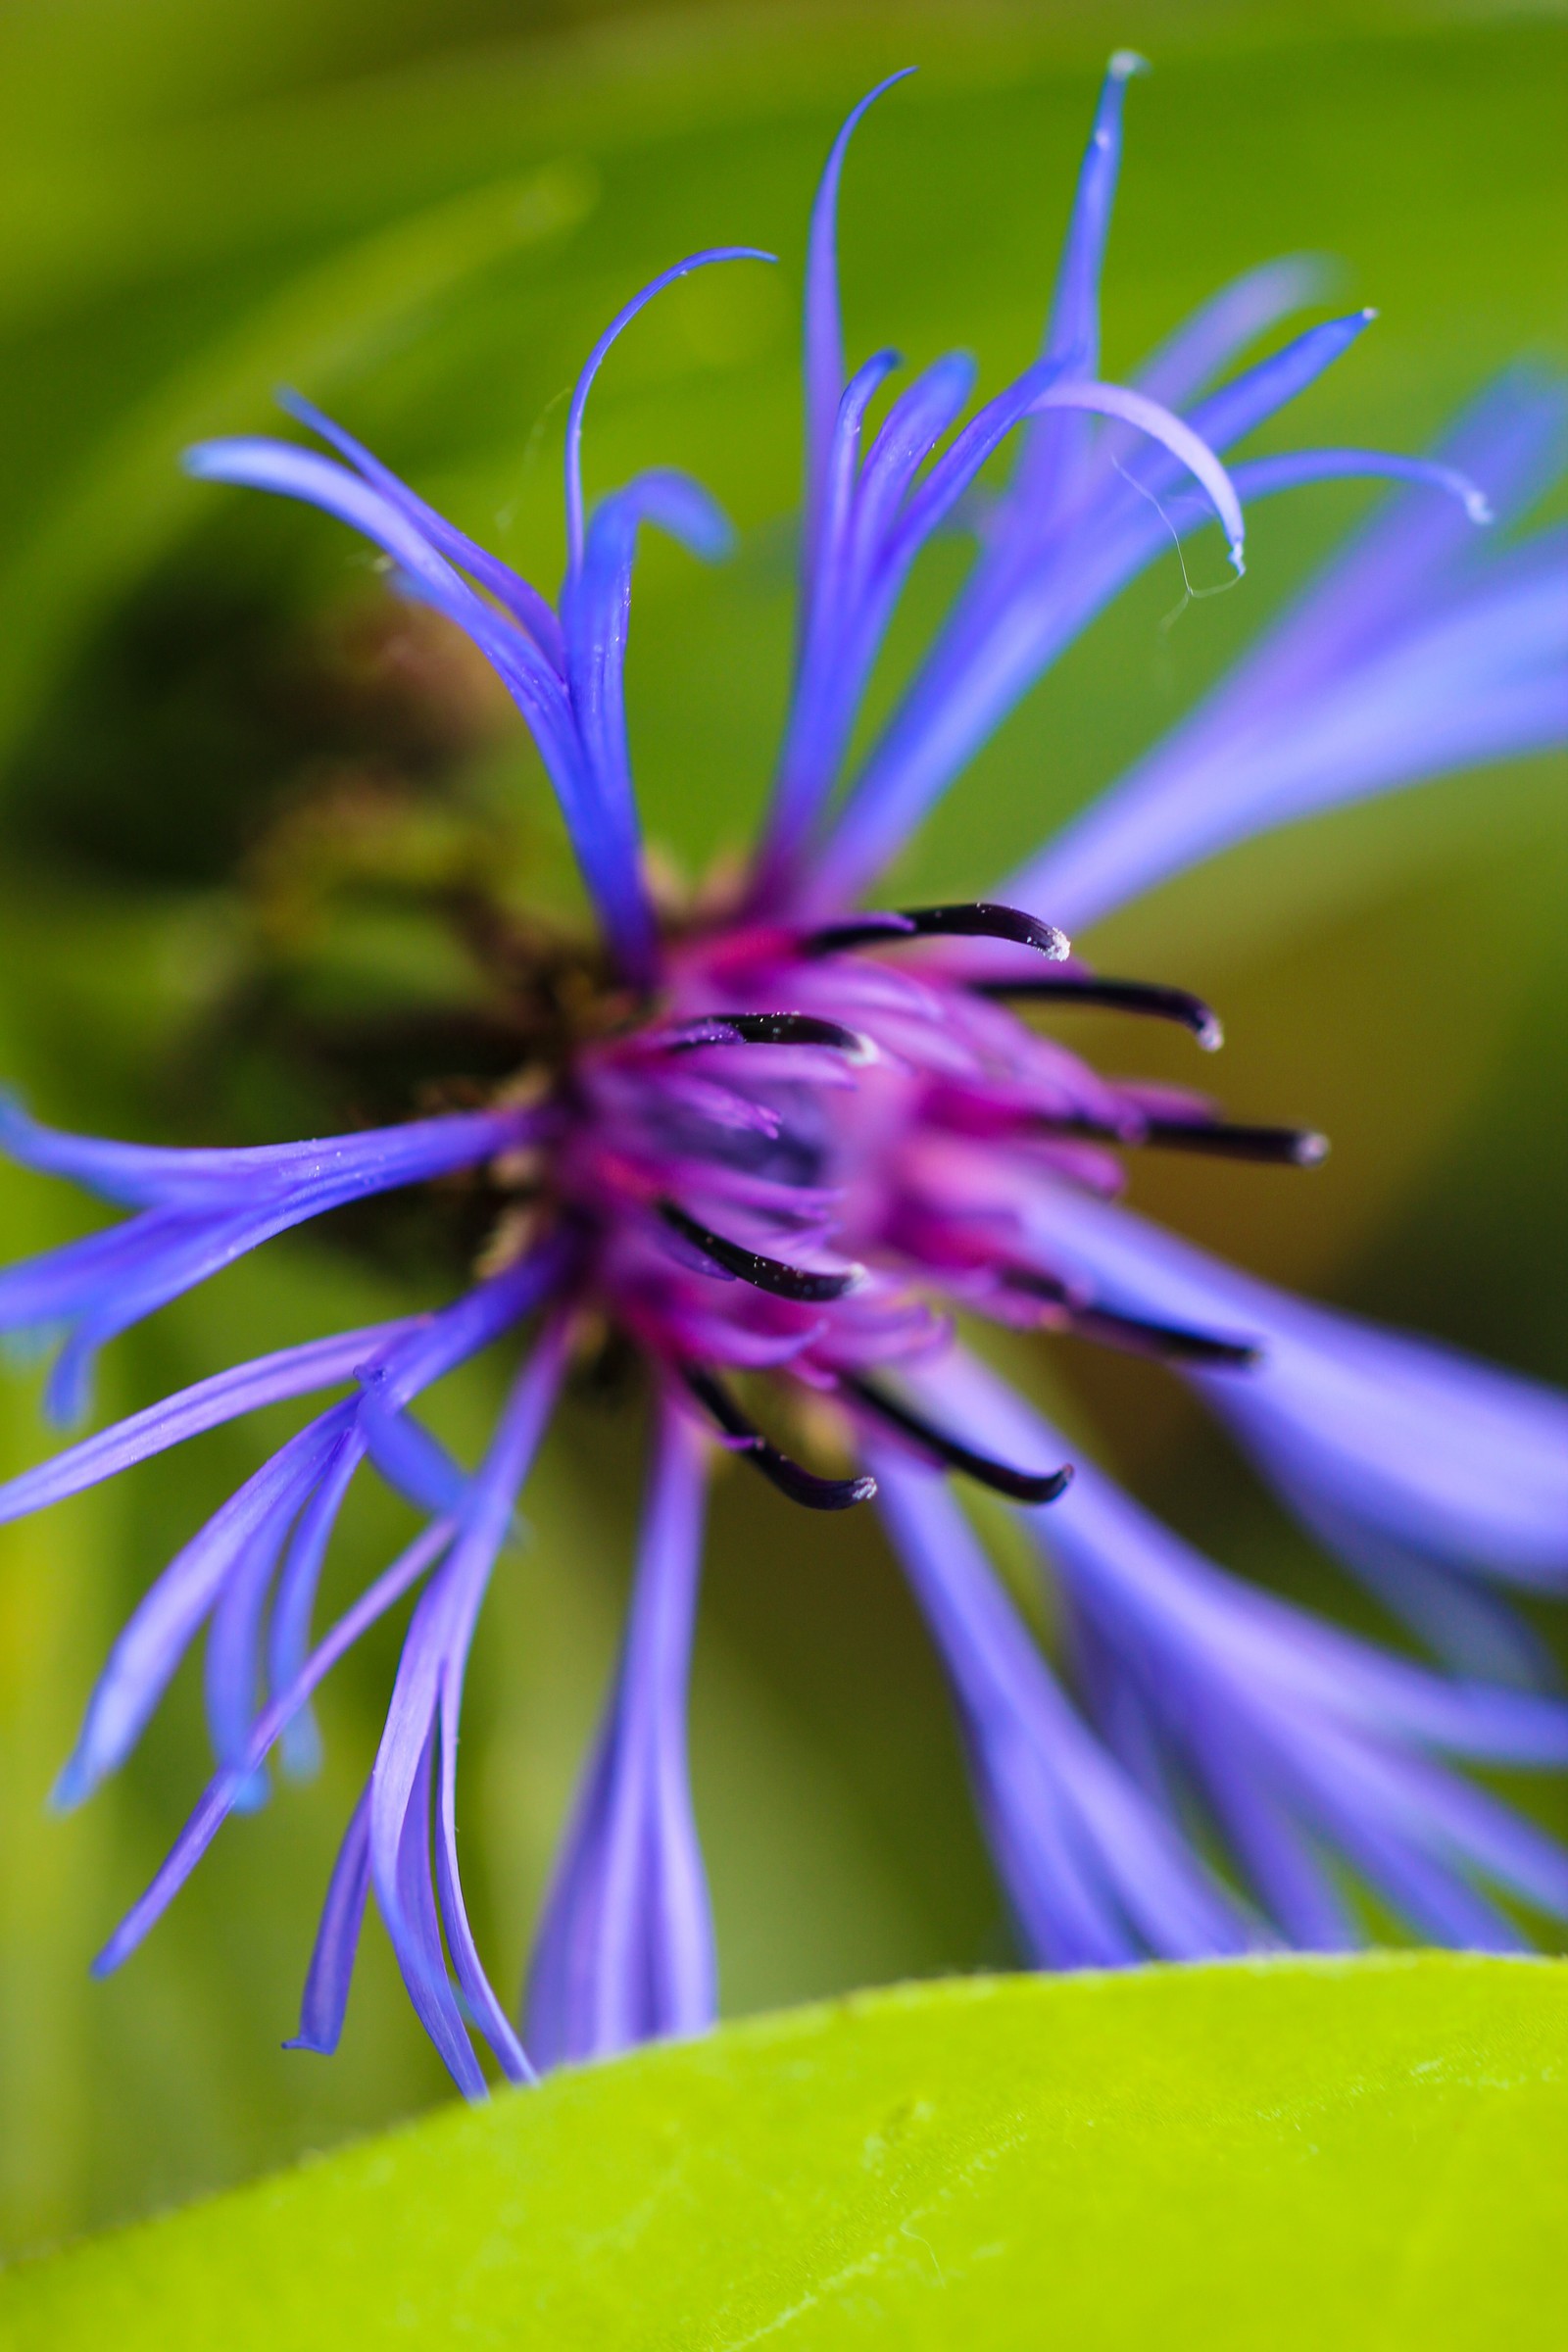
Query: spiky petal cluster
[[3, 60, 1568, 2090]]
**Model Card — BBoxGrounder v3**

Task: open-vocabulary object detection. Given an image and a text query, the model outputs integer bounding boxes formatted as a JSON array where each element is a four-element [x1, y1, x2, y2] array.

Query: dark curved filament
[[660, 1201, 862, 1302], [682, 1366, 877, 1510], [974, 973, 1223, 1052], [662, 1011, 873, 1060], [1042, 1115, 1328, 1167], [1003, 1269, 1260, 1369], [842, 1373, 1073, 1503], [805, 901, 1070, 963]]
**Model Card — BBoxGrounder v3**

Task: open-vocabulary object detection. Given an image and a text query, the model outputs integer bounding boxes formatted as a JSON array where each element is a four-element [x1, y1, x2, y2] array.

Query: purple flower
[[4, 58, 1567, 2090]]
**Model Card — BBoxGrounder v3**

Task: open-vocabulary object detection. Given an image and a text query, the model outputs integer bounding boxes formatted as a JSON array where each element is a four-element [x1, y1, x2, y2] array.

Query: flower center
[[468, 899, 1322, 1503]]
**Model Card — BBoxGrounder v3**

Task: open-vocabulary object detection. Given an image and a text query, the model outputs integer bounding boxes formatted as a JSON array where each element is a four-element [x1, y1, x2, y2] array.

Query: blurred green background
[[0, 0, 1563, 2263]]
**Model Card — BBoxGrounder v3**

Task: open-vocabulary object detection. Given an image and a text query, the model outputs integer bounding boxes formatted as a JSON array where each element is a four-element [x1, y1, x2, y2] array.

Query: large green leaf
[[2, 1955, 1563, 2348]]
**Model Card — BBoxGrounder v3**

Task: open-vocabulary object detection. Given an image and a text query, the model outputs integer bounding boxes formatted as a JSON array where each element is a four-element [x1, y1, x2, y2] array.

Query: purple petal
[[872, 1446, 1250, 1966], [1133, 255, 1332, 412], [92, 1516, 454, 1975], [1039, 53, 1147, 379], [58, 1402, 358, 1806], [1180, 308, 1377, 463], [564, 248, 775, 576], [802, 74, 915, 595], [526, 1393, 714, 2069], [1026, 1181, 1568, 1591], [357, 1388, 469, 1519], [1004, 377, 1566, 926], [915, 1346, 1568, 1945], [1226, 447, 1491, 521], [0, 1106, 538, 1419], [1007, 50, 1146, 520], [204, 1505, 294, 1796], [287, 1789, 373, 2056], [184, 435, 650, 958], [562, 468, 733, 984], [0, 1093, 531, 1210], [0, 1319, 409, 1525], [369, 1317, 569, 2092], [276, 388, 565, 667], [269, 1244, 572, 1754]]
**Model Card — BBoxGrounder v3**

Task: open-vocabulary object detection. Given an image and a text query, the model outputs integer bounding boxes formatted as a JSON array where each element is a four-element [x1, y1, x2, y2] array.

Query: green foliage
[[0, 0, 1563, 2271], [4, 1956, 1566, 2348]]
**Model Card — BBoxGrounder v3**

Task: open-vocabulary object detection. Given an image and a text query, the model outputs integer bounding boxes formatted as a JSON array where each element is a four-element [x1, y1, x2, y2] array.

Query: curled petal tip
[[1227, 541, 1247, 578], [1109, 49, 1151, 78], [49, 1757, 91, 1813], [89, 1926, 132, 1979], [1464, 487, 1494, 525]]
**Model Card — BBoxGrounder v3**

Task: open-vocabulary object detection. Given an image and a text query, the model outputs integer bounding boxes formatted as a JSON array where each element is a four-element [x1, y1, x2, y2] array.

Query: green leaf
[[3, 1955, 1564, 2348]]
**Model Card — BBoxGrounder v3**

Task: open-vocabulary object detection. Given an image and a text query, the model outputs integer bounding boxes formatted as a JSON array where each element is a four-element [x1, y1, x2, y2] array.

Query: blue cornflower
[[3, 56, 1567, 2093]]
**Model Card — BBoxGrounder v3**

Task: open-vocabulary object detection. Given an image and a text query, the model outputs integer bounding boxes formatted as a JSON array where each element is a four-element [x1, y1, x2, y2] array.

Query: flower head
[[4, 60, 1567, 2090]]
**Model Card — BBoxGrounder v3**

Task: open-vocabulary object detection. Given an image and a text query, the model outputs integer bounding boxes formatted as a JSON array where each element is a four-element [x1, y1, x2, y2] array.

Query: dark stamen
[[1002, 1269, 1260, 1369], [842, 1372, 1072, 1503], [974, 973, 1223, 1052], [1069, 1304, 1262, 1370], [660, 1201, 862, 1302], [805, 901, 1070, 963], [682, 1366, 876, 1510], [1140, 1118, 1328, 1166], [1041, 1115, 1327, 1166], [662, 1012, 873, 1061]]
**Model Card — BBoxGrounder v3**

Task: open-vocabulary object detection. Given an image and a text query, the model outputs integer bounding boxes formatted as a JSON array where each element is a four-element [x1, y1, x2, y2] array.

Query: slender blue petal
[[798, 312, 1385, 909], [369, 1316, 569, 2092], [55, 1403, 358, 1807], [0, 1320, 409, 1524], [1025, 1178, 1568, 1592], [1007, 383, 1564, 927], [0, 1104, 533, 1421], [562, 468, 733, 982], [526, 1391, 714, 2068], [185, 435, 651, 968], [564, 248, 775, 577], [267, 1242, 574, 1738], [1180, 309, 1378, 464], [912, 1349, 1568, 1943], [95, 1520, 454, 1978], [287, 1789, 374, 2056], [1040, 52, 1148, 379], [815, 380, 1248, 900], [0, 1094, 531, 1210], [357, 1388, 469, 1519], [1007, 50, 1147, 519], [1226, 447, 1492, 520], [203, 1502, 296, 1800], [1133, 255, 1332, 411], [802, 73, 916, 603], [277, 387, 565, 667], [873, 1446, 1253, 1965]]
